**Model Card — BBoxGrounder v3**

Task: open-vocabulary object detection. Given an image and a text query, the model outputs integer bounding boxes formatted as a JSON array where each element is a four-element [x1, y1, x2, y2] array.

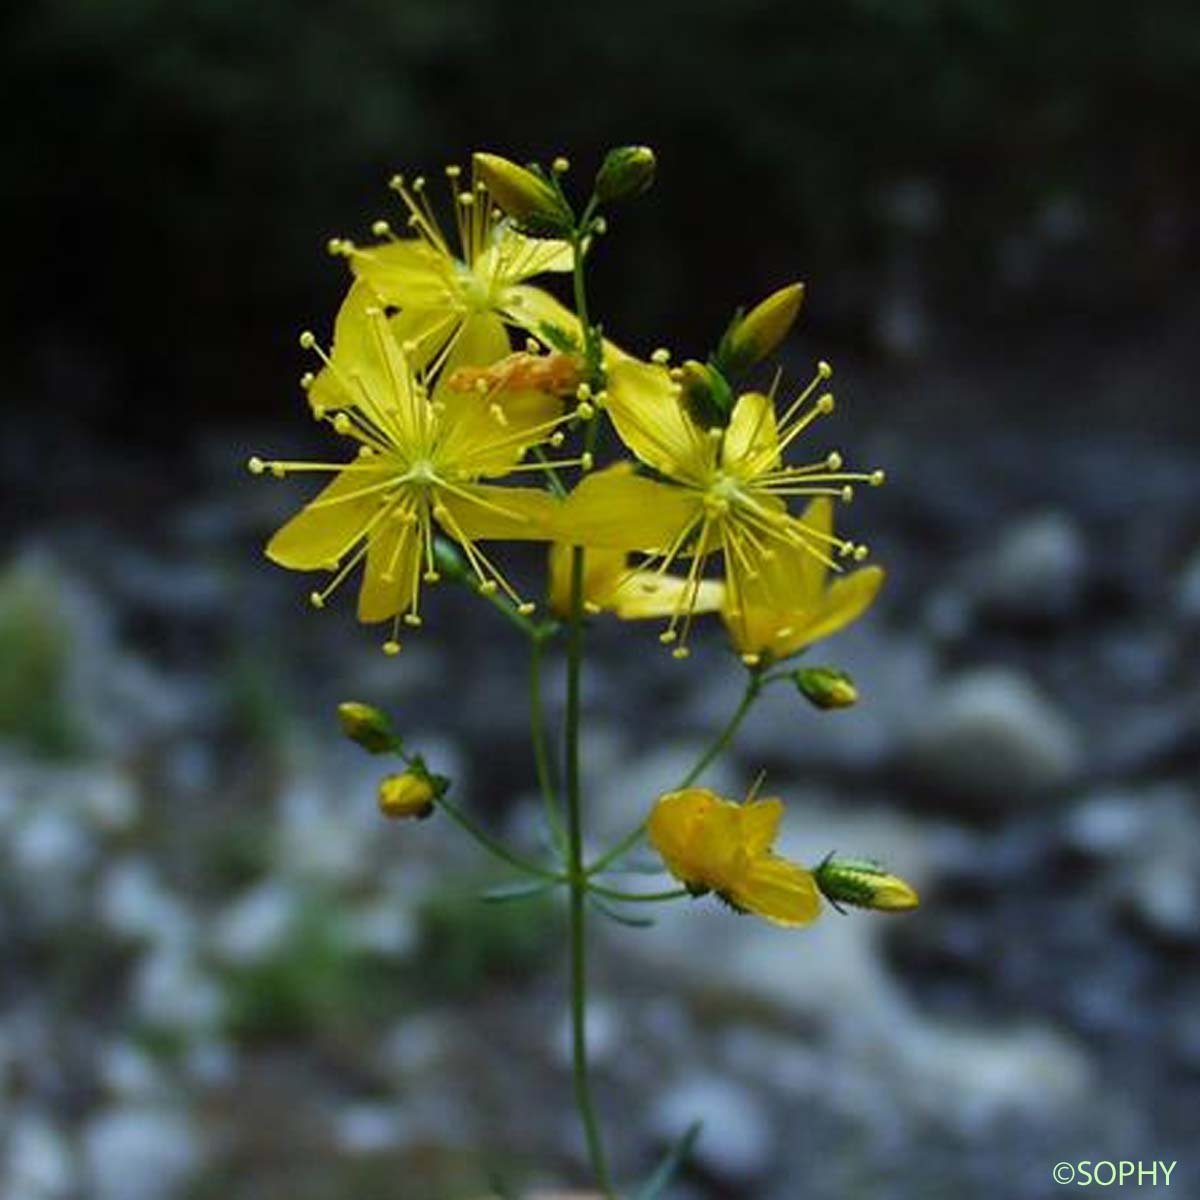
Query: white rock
[[334, 1103, 410, 1154], [381, 1014, 452, 1078], [98, 859, 194, 952], [1176, 545, 1200, 622], [97, 1042, 168, 1102], [131, 948, 224, 1035], [344, 899, 417, 958], [2, 1111, 77, 1198], [651, 1074, 774, 1184], [210, 880, 300, 966], [552, 998, 619, 1068], [81, 1108, 201, 1200], [971, 511, 1088, 623], [905, 667, 1082, 808]]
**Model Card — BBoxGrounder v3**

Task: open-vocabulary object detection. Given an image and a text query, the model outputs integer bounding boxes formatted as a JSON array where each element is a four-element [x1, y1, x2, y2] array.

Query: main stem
[[564, 214, 614, 1197]]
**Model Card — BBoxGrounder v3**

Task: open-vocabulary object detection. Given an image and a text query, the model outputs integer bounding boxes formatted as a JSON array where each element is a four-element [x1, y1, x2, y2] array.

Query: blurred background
[[3, 1, 1199, 1197]]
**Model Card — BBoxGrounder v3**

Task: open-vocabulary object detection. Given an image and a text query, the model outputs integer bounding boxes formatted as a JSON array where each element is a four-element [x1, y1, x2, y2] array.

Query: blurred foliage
[[415, 880, 561, 997], [4, 0, 1199, 441], [0, 564, 86, 757], [221, 896, 407, 1041]]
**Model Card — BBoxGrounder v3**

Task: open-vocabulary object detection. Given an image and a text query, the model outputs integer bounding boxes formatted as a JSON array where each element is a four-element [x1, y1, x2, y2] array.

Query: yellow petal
[[558, 464, 701, 552], [350, 239, 455, 309], [357, 518, 420, 623], [781, 565, 886, 653], [610, 570, 724, 620], [605, 358, 712, 482], [482, 225, 573, 280], [389, 307, 460, 372], [732, 856, 821, 927], [648, 789, 721, 882], [723, 391, 780, 475], [737, 798, 783, 856], [548, 544, 626, 617], [433, 314, 562, 476], [437, 483, 558, 542], [265, 465, 390, 570]]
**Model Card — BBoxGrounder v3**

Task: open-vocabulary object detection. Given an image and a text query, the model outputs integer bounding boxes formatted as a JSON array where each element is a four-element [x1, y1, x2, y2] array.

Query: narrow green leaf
[[479, 879, 561, 904], [589, 896, 656, 928], [636, 1119, 703, 1199]]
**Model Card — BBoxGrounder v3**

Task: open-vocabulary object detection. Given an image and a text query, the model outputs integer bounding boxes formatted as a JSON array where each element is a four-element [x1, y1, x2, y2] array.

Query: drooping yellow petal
[[731, 856, 821, 927], [265, 464, 391, 570], [558, 464, 702, 552], [604, 358, 713, 483], [437, 483, 558, 542], [723, 391, 780, 476], [357, 516, 420, 623]]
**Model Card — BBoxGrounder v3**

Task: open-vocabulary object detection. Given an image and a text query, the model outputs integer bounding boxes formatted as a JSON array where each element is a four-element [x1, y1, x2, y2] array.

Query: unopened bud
[[717, 283, 805, 376], [337, 701, 397, 754], [793, 665, 858, 710], [594, 145, 657, 204], [377, 771, 436, 820], [432, 537, 469, 582], [473, 153, 573, 237], [813, 856, 919, 913], [677, 359, 734, 429]]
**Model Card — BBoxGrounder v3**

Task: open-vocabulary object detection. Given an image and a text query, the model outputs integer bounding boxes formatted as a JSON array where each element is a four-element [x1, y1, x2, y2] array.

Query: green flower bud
[[793, 665, 858, 710], [717, 283, 805, 376], [337, 701, 397, 754], [432, 536, 469, 583], [594, 145, 657, 204], [677, 359, 735, 429], [377, 771, 436, 820], [472, 152, 573, 237], [813, 855, 919, 913]]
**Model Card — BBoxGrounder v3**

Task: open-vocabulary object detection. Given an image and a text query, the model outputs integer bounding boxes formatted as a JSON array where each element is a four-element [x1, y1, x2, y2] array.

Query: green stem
[[434, 793, 564, 883], [678, 670, 763, 788], [586, 669, 764, 876], [562, 217, 615, 1198], [530, 636, 565, 850], [564, 544, 614, 1197]]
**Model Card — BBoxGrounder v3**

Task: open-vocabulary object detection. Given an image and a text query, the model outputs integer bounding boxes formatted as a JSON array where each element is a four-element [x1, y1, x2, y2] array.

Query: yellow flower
[[722, 496, 885, 667], [546, 544, 723, 621], [648, 788, 821, 927], [377, 771, 436, 820], [559, 357, 883, 657], [326, 160, 580, 379], [251, 303, 584, 653]]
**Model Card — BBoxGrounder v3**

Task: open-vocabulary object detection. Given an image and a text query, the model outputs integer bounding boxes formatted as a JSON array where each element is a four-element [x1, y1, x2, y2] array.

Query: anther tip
[[870, 469, 886, 486], [309, 591, 325, 610], [817, 393, 835, 414], [552, 156, 570, 174], [298, 330, 316, 350], [382, 640, 402, 656], [650, 348, 671, 365], [517, 602, 536, 616], [247, 456, 265, 475], [403, 614, 423, 627], [371, 219, 391, 237], [658, 630, 677, 645], [672, 647, 691, 660], [817, 360, 834, 380]]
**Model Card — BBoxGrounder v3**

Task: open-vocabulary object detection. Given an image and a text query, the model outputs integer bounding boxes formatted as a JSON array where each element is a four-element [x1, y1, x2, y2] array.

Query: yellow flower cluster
[[251, 150, 884, 665]]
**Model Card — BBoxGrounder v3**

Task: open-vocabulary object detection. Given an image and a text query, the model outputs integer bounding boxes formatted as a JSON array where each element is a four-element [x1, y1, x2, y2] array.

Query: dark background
[[2, 3, 1199, 1199]]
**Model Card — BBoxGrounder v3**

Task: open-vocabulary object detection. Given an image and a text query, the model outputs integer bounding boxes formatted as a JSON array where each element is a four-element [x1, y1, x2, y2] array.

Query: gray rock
[[651, 1074, 775, 1185], [969, 511, 1088, 623], [904, 667, 1083, 810], [81, 1108, 202, 1200]]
